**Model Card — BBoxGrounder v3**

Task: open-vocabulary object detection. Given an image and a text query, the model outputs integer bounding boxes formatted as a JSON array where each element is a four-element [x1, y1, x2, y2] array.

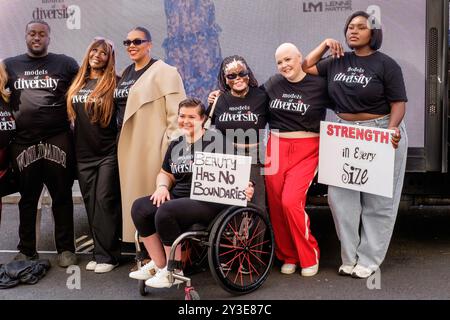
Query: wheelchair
[[133, 203, 274, 300]]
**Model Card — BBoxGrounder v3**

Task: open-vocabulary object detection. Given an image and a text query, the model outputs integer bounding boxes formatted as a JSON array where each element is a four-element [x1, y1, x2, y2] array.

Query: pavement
[[1, 199, 450, 301]]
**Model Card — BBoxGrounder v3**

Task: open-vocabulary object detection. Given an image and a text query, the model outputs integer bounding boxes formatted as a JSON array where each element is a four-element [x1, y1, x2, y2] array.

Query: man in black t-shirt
[[4, 20, 79, 267]]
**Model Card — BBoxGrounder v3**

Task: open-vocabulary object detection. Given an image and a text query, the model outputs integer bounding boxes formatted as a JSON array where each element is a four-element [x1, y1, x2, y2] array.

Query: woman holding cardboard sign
[[302, 11, 408, 278], [128, 98, 255, 288]]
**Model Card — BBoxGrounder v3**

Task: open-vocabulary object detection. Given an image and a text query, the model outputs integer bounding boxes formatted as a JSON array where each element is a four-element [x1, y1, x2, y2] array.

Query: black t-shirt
[[210, 87, 268, 144], [71, 79, 117, 161], [4, 53, 79, 144], [162, 131, 221, 198], [316, 51, 408, 114], [114, 58, 157, 131], [263, 74, 333, 133], [0, 97, 15, 149]]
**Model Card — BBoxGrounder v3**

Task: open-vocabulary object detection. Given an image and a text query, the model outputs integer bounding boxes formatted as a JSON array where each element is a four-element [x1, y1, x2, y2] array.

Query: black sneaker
[[13, 252, 39, 261]]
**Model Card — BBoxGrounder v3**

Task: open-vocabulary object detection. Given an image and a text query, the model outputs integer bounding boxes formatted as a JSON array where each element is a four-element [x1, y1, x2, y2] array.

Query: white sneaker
[[145, 267, 184, 288], [94, 263, 118, 273], [338, 264, 355, 276], [301, 263, 319, 277], [351, 264, 375, 279], [281, 263, 297, 274], [129, 260, 158, 280], [86, 261, 97, 271]]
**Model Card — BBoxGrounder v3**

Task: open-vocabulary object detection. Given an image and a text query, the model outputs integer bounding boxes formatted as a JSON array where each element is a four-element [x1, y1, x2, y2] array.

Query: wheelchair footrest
[[167, 259, 183, 271]]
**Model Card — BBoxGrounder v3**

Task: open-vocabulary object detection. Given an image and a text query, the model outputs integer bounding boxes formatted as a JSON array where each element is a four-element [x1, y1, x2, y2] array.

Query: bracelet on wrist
[[158, 184, 169, 190]]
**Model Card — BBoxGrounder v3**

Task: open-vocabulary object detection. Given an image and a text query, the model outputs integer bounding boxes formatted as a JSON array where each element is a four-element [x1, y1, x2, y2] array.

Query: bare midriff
[[272, 131, 319, 138], [337, 113, 388, 121]]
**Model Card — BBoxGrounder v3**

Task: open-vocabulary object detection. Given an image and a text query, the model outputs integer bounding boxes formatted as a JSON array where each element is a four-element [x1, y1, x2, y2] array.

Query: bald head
[[275, 43, 305, 82], [275, 43, 302, 58]]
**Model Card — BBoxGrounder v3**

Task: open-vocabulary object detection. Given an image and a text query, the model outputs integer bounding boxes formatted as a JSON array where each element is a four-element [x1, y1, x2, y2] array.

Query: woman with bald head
[[262, 43, 333, 276]]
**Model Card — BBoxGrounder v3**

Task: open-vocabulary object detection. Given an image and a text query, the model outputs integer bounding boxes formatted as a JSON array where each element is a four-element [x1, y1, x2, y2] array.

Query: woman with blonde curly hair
[[67, 38, 121, 273]]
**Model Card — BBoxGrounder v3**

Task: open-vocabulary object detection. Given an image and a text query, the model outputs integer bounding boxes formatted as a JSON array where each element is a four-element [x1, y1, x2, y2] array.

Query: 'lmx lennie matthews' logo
[[303, 1, 352, 12]]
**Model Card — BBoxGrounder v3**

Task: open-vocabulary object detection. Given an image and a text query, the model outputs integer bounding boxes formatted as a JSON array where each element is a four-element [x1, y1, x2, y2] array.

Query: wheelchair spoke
[[226, 222, 248, 248], [224, 250, 246, 278], [247, 253, 261, 279], [221, 232, 241, 248], [218, 246, 241, 256], [250, 239, 271, 249], [222, 249, 245, 271], [233, 253, 246, 285], [249, 248, 271, 255], [248, 249, 268, 266], [245, 217, 262, 242], [245, 253, 257, 281]]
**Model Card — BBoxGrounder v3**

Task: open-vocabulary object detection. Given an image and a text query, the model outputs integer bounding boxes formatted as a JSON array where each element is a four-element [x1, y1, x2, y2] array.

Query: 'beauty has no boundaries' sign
[[190, 152, 251, 206], [318, 121, 395, 198]]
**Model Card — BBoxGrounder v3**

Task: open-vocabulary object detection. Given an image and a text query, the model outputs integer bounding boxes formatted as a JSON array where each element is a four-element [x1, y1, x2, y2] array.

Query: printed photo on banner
[[318, 121, 395, 198], [190, 152, 251, 206]]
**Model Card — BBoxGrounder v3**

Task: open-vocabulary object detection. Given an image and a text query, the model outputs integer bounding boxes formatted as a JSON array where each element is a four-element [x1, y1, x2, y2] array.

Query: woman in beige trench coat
[[116, 27, 186, 242]]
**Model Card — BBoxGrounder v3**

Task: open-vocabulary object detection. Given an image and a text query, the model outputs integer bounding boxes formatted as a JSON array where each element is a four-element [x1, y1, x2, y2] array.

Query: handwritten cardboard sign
[[190, 152, 252, 206], [318, 121, 395, 198]]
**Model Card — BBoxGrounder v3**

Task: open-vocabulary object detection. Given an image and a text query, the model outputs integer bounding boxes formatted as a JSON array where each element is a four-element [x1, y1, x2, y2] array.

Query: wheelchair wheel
[[208, 205, 274, 294]]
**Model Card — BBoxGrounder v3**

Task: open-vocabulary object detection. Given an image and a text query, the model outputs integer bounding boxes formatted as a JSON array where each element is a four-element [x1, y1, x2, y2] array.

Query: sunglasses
[[123, 39, 149, 47], [93, 36, 115, 51], [225, 71, 249, 80]]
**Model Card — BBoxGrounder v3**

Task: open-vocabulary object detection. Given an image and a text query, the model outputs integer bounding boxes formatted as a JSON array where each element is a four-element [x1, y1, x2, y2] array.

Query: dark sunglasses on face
[[123, 39, 149, 47], [225, 70, 249, 80]]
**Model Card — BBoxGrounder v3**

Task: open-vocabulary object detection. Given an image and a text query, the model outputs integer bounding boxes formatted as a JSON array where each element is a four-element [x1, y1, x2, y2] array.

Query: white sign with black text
[[190, 152, 252, 206], [318, 121, 395, 198]]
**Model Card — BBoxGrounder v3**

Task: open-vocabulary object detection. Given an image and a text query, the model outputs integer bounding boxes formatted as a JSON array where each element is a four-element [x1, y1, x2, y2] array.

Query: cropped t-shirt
[[316, 51, 407, 114], [263, 74, 333, 133]]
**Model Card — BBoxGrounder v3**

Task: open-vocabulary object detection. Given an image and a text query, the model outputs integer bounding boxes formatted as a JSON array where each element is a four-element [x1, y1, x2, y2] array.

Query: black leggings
[[131, 195, 227, 246]]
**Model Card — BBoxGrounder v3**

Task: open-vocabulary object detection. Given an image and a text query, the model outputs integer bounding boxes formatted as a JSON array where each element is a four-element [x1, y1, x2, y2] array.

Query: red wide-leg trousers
[[265, 134, 320, 268]]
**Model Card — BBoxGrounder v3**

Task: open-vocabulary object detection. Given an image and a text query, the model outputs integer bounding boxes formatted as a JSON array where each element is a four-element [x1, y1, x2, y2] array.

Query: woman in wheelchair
[[129, 97, 255, 288]]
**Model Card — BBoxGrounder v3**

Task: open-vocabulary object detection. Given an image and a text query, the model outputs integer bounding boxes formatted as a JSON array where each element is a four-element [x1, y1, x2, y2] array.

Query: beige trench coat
[[118, 60, 186, 242]]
